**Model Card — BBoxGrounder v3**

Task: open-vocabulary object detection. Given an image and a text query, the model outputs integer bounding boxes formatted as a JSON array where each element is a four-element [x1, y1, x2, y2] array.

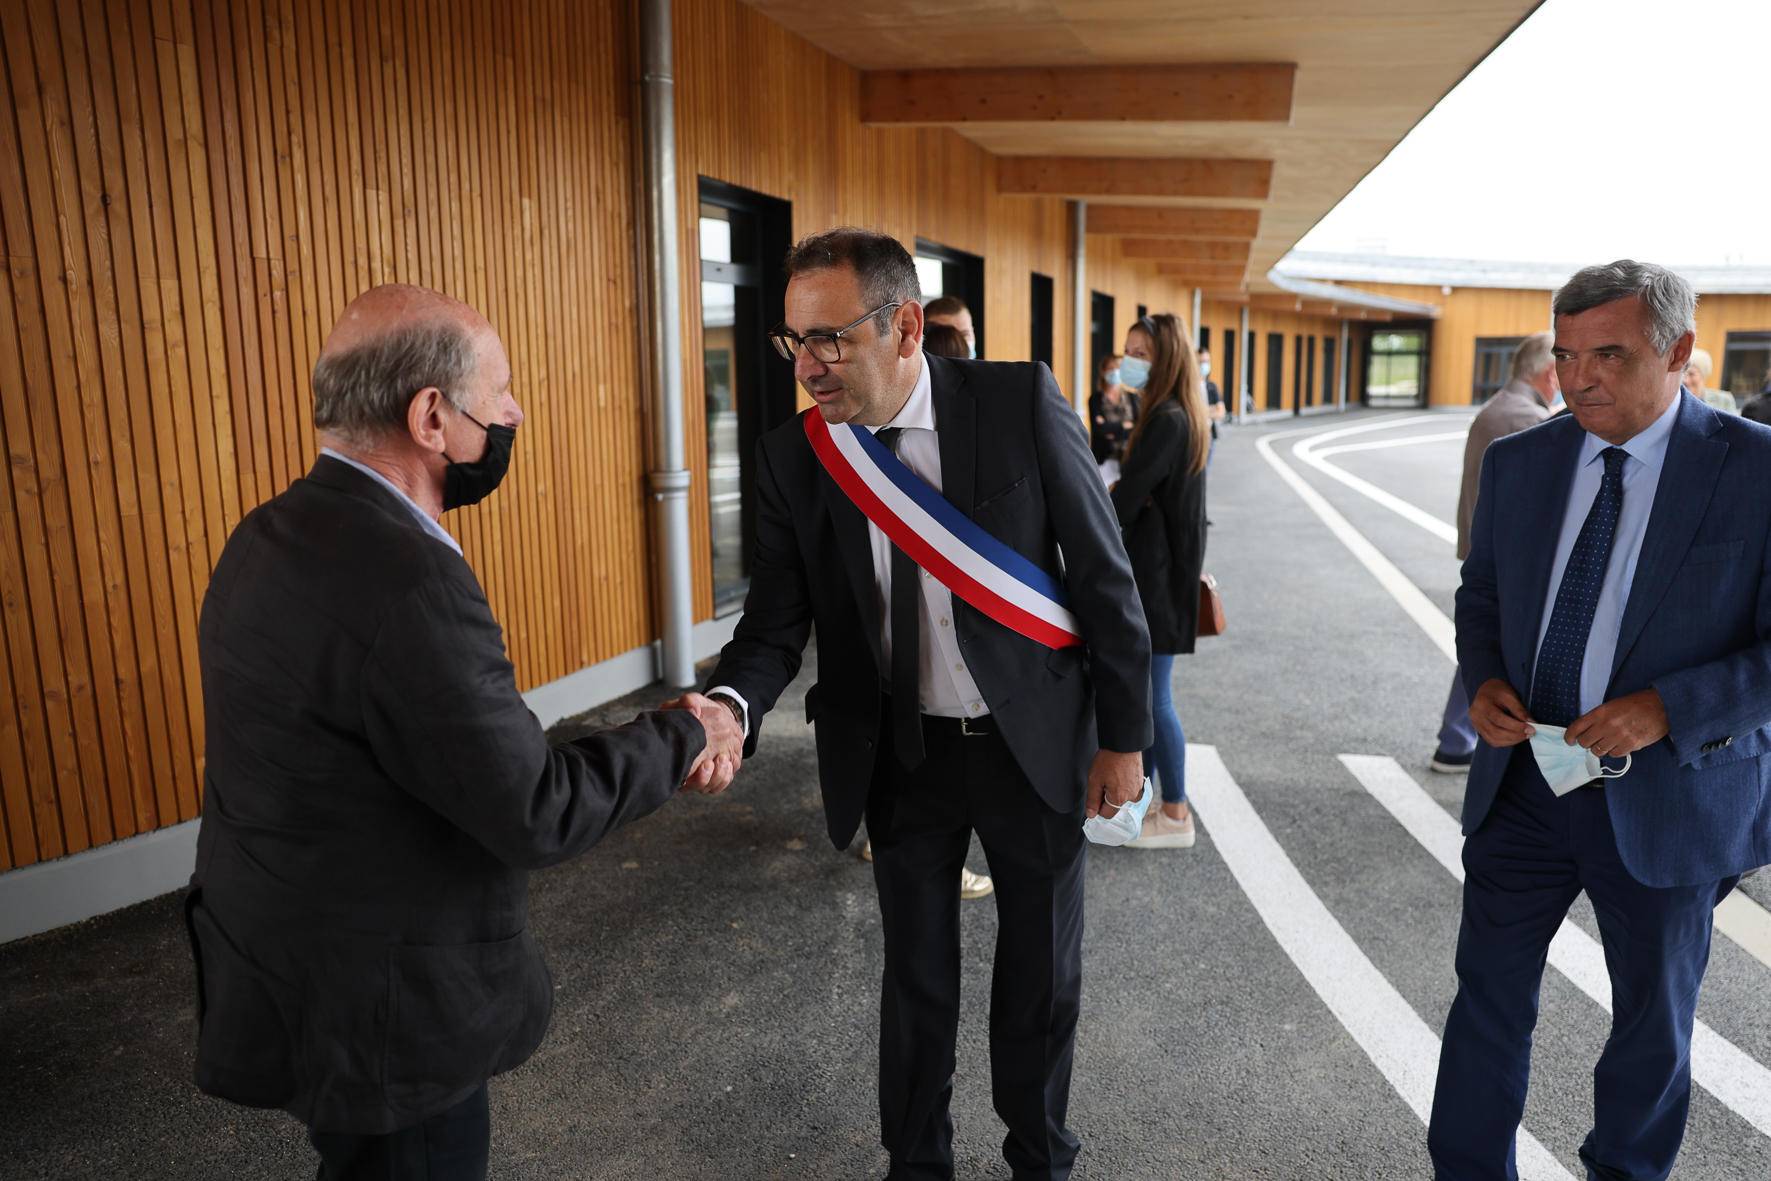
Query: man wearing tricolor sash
[[703, 229, 1152, 1181]]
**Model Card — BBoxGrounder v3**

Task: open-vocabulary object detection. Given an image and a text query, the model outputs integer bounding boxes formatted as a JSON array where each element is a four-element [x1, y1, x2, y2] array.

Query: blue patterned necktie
[[1529, 446, 1629, 728]]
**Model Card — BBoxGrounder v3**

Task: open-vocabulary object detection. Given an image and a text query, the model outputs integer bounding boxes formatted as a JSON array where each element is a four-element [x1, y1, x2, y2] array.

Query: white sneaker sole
[[1429, 760, 1472, 774], [1124, 829, 1196, 849]]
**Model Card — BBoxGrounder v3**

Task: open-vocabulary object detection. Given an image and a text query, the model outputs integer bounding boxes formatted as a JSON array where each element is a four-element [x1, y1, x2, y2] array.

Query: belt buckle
[[961, 716, 986, 737]]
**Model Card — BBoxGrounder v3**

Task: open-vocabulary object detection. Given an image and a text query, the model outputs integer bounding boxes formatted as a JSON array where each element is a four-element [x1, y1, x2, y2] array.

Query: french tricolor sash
[[805, 411, 1084, 649]]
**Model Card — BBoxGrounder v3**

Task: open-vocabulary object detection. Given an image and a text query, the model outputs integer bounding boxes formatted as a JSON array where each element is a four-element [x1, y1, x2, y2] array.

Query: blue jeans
[[1142, 653, 1187, 804]]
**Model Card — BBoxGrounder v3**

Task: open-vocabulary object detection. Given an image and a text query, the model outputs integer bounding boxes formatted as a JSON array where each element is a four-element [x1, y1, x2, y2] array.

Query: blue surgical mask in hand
[[1118, 356, 1151, 391], [1083, 777, 1154, 845], [1528, 724, 1631, 796]]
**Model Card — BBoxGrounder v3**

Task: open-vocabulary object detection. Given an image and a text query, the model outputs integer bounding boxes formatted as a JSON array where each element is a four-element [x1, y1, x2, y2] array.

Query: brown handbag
[[1197, 573, 1226, 636]]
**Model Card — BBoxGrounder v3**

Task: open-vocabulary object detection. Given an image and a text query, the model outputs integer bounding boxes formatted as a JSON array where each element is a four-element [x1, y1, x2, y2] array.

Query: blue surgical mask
[[1118, 356, 1151, 391], [1528, 724, 1631, 796], [967, 340, 977, 359], [1083, 777, 1155, 845], [1103, 368, 1121, 388], [1199, 360, 1212, 378]]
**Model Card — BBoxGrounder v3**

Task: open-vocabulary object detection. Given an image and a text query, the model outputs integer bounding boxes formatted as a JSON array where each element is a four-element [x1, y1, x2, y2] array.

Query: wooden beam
[[1154, 261, 1249, 281], [1300, 299, 1342, 317], [1085, 206, 1260, 240], [997, 157, 1271, 200], [1119, 239, 1251, 263], [1250, 293, 1303, 312], [1202, 289, 1251, 304], [861, 63, 1296, 126]]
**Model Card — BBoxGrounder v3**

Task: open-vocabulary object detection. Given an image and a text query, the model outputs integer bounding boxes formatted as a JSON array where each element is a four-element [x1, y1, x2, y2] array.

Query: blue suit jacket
[[1456, 393, 1771, 887]]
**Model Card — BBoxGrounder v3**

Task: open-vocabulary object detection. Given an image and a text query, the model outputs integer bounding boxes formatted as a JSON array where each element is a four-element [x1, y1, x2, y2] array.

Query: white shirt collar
[[869, 354, 933, 434], [1577, 390, 1682, 474], [320, 446, 463, 555]]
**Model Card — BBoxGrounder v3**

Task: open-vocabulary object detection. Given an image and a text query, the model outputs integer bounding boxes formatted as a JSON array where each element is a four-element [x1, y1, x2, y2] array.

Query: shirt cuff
[[704, 685, 750, 740]]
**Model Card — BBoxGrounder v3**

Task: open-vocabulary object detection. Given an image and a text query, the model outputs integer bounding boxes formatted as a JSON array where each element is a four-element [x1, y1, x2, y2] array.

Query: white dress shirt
[[320, 447, 462, 556], [707, 356, 988, 736], [865, 357, 990, 719], [1530, 395, 1680, 716]]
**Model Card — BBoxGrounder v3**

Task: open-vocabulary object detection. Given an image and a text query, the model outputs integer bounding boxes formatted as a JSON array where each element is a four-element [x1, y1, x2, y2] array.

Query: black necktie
[[1529, 446, 1628, 728], [875, 427, 925, 770]]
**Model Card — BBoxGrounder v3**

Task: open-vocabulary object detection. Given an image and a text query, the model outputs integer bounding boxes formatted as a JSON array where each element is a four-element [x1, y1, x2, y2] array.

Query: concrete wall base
[[0, 612, 743, 944]]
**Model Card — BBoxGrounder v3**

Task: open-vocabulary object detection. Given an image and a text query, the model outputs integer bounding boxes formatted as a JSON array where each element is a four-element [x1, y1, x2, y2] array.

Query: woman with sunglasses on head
[[1110, 313, 1210, 848]]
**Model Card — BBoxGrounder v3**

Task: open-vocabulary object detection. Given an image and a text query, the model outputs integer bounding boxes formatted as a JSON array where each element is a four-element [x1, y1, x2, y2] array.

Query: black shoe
[[1430, 749, 1473, 773]]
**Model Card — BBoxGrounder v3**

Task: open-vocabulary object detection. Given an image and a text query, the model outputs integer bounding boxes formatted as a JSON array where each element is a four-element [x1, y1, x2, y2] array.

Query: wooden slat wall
[[0, 0, 1241, 870]]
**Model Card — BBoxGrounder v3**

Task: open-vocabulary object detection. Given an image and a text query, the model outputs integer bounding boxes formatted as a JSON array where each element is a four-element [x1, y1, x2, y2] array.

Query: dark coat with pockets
[[1110, 406, 1208, 654], [705, 355, 1153, 850], [189, 456, 703, 1135]]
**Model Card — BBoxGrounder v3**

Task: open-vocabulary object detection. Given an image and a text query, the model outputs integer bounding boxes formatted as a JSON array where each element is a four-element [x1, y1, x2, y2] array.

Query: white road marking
[[1293, 430, 1461, 545], [1186, 744, 1575, 1179], [1254, 431, 1457, 661], [1716, 890, 1771, 972], [1311, 430, 1471, 457], [1338, 754, 1771, 1139]]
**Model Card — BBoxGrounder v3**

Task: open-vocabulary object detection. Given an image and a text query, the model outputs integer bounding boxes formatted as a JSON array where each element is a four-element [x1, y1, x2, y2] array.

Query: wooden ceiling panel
[[738, 0, 1540, 288], [1154, 261, 1249, 280], [1085, 206, 1261, 240], [1118, 238, 1252, 262], [861, 64, 1295, 125], [997, 156, 1271, 199]]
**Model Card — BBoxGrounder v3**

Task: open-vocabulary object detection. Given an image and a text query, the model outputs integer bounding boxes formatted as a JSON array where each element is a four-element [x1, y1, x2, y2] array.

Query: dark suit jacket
[[1457, 394, 1771, 886], [189, 456, 703, 1134], [1111, 407, 1208, 654], [707, 356, 1153, 849]]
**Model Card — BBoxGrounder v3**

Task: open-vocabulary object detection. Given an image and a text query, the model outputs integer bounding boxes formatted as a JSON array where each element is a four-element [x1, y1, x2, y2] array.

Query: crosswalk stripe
[[1338, 754, 1771, 1139], [1185, 744, 1575, 1180]]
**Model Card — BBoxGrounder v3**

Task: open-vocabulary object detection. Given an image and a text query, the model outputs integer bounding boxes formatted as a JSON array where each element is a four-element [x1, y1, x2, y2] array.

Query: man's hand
[[661, 693, 743, 794], [1564, 688, 1669, 759], [1470, 678, 1535, 748], [1085, 749, 1146, 820]]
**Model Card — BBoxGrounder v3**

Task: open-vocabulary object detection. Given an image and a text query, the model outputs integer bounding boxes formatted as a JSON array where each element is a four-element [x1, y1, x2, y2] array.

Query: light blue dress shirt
[[320, 446, 463, 556], [1531, 396, 1681, 717]]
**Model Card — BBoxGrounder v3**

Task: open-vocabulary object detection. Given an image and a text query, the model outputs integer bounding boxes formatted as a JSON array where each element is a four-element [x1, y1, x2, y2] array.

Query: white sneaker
[[961, 868, 995, 899], [1125, 808, 1196, 849]]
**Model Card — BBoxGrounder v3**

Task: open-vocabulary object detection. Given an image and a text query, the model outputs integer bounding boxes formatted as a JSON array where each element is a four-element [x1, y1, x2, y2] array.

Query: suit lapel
[[815, 458, 884, 672], [930, 357, 975, 515], [1610, 396, 1726, 681]]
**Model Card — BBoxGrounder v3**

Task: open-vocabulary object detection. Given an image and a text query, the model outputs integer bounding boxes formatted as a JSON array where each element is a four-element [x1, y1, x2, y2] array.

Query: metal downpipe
[[640, 0, 696, 688], [1071, 200, 1088, 415]]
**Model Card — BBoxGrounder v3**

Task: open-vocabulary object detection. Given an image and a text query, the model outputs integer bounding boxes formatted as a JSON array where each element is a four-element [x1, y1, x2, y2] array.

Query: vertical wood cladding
[[0, 0, 1225, 868]]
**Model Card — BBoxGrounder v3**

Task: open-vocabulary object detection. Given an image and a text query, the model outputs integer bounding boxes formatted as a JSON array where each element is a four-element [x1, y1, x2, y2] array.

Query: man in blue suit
[[1430, 260, 1771, 1181]]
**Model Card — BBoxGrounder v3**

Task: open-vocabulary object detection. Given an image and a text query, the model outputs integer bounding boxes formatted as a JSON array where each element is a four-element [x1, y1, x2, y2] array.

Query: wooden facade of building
[[0, 0, 1270, 871]]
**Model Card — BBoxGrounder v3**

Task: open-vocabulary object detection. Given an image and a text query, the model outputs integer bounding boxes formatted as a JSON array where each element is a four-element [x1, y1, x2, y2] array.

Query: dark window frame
[[915, 237, 986, 359]]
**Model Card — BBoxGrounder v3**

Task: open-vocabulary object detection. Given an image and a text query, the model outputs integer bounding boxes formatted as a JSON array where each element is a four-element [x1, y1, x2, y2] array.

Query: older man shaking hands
[[185, 285, 742, 1181]]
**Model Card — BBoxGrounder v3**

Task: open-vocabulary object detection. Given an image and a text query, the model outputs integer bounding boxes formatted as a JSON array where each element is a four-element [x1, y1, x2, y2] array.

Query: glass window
[[1471, 336, 1525, 405], [915, 256, 944, 299], [1368, 330, 1428, 408], [1721, 330, 1771, 400]]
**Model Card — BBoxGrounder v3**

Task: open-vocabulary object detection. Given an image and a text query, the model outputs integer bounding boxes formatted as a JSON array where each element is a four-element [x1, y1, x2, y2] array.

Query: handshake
[[660, 692, 746, 794]]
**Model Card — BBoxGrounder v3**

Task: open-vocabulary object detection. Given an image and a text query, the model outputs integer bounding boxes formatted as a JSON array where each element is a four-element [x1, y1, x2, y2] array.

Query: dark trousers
[[1427, 750, 1735, 1181], [866, 710, 1087, 1181], [310, 1084, 490, 1181]]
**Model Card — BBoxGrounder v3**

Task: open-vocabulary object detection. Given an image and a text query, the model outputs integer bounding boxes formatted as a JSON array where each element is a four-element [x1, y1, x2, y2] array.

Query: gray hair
[[1509, 330, 1556, 380], [1551, 260, 1696, 355], [312, 321, 475, 447], [783, 228, 921, 322]]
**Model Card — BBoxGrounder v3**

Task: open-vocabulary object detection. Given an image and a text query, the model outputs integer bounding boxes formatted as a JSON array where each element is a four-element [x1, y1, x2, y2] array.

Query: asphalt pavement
[[5, 408, 1771, 1179]]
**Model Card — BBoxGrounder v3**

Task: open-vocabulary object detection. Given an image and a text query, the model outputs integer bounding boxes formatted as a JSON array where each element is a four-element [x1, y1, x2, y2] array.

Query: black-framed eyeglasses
[[769, 302, 902, 364]]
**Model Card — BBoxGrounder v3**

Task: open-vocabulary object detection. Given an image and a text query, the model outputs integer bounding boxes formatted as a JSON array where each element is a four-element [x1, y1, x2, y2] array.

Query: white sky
[[1294, 0, 1771, 266]]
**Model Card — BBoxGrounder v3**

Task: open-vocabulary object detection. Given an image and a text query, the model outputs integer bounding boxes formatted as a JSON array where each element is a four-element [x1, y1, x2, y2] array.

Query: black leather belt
[[918, 712, 997, 737]]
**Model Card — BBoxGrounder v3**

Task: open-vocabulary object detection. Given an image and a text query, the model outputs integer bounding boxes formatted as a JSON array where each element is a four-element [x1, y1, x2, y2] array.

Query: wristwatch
[[706, 691, 746, 732]]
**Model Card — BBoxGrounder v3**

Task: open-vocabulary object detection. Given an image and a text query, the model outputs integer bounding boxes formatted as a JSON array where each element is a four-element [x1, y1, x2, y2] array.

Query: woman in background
[[1090, 353, 1140, 484], [1110, 313, 1209, 849], [923, 322, 971, 359]]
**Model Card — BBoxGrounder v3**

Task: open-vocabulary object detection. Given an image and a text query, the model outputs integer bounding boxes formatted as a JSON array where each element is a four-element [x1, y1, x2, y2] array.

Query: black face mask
[[442, 410, 515, 511]]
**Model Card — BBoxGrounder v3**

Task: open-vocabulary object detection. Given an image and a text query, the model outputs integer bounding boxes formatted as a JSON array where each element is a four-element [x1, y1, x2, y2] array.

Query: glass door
[[699, 203, 760, 616], [1366, 328, 1431, 408]]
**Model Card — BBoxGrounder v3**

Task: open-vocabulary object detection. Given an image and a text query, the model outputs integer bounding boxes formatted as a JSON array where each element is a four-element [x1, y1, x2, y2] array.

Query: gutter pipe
[[640, 0, 696, 688]]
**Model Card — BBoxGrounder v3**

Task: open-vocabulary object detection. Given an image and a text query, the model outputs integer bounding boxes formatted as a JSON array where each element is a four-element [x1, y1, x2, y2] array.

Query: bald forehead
[[320, 284, 491, 358]]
